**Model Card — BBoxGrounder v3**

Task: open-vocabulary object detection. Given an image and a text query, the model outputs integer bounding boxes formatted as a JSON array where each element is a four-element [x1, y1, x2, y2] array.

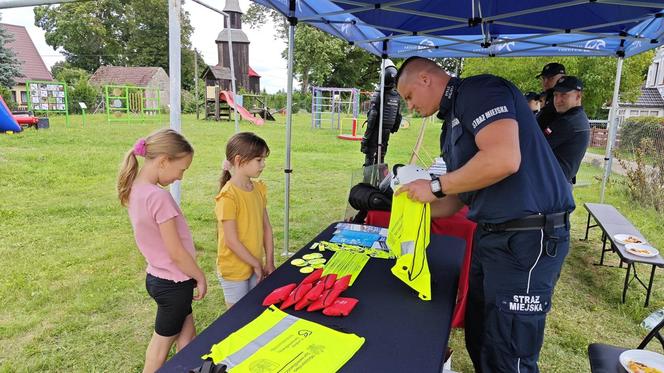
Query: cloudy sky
[[0, 0, 293, 93]]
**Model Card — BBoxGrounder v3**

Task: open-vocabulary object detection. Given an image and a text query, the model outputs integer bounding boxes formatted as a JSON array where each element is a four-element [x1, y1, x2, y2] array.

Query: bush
[[181, 89, 199, 114], [619, 137, 664, 212], [0, 85, 16, 110], [619, 116, 664, 156], [68, 80, 100, 114]]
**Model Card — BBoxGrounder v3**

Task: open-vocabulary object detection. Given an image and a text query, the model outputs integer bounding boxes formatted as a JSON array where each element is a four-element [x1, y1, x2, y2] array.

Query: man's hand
[[395, 179, 436, 203]]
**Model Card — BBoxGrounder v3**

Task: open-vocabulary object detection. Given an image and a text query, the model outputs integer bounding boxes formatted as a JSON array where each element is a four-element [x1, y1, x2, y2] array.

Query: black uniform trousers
[[465, 225, 569, 372]]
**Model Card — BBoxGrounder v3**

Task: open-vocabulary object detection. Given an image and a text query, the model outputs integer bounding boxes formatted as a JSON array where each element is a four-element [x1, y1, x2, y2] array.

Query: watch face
[[431, 179, 441, 193]]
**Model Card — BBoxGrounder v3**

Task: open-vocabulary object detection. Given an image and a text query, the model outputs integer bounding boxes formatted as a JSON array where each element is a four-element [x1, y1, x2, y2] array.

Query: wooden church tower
[[216, 0, 253, 92]]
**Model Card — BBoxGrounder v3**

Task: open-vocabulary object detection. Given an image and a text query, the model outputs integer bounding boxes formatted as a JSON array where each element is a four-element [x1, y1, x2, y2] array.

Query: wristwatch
[[430, 175, 445, 198]]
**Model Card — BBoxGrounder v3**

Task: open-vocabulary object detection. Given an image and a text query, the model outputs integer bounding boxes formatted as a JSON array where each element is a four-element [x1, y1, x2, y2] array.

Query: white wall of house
[[617, 47, 664, 122]]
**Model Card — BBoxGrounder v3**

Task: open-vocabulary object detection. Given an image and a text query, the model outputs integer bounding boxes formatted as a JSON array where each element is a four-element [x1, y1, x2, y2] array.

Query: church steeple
[[215, 0, 251, 92], [223, 0, 243, 30]]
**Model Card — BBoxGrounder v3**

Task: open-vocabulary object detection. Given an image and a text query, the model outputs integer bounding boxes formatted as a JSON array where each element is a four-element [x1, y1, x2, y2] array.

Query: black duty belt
[[480, 212, 570, 232]]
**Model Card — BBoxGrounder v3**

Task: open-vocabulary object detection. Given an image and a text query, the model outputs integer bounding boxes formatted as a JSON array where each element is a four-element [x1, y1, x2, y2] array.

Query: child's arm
[[262, 208, 275, 275], [159, 218, 207, 300], [222, 220, 264, 280]]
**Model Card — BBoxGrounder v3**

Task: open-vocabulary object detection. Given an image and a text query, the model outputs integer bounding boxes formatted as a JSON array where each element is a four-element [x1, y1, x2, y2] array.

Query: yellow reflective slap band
[[387, 193, 432, 301], [202, 306, 365, 372]]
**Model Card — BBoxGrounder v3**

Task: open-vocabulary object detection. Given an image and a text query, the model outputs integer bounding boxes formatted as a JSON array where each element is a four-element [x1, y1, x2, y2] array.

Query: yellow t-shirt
[[214, 180, 267, 281]]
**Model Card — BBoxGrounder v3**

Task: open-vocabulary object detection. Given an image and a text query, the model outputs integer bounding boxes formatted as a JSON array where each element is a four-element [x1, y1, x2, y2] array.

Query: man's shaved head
[[395, 57, 448, 117], [396, 57, 443, 88]]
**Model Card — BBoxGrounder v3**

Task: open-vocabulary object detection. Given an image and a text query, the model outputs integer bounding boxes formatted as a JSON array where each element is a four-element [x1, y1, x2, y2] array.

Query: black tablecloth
[[159, 222, 465, 372]]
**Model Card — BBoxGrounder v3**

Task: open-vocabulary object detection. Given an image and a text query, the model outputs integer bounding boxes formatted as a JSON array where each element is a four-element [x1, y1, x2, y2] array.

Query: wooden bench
[[583, 203, 664, 307]]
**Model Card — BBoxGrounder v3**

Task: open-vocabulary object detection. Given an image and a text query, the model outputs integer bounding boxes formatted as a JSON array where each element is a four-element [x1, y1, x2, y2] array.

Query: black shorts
[[145, 273, 195, 337]]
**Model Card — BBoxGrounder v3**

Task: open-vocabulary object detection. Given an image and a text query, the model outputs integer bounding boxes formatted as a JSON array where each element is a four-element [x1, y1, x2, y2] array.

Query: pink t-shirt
[[128, 183, 196, 282]]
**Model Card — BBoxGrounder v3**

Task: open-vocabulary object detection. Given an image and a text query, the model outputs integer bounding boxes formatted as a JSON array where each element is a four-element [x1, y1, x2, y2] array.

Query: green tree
[[245, 4, 380, 92], [0, 16, 23, 88], [462, 53, 653, 118], [34, 0, 198, 90]]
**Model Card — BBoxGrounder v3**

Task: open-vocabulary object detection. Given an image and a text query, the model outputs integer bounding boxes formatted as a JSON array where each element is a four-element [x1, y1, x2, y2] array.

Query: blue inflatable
[[0, 96, 22, 133]]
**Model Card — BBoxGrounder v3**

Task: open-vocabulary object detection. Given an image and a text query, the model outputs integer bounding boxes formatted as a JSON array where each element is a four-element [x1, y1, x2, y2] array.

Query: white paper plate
[[614, 234, 647, 245], [619, 349, 664, 372], [625, 243, 659, 258]]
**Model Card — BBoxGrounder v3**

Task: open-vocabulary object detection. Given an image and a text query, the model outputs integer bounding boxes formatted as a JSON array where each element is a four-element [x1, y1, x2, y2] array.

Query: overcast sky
[[0, 0, 293, 93]]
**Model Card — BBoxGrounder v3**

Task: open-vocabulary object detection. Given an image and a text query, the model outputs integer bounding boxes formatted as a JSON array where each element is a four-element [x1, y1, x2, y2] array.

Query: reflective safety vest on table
[[202, 305, 365, 372]]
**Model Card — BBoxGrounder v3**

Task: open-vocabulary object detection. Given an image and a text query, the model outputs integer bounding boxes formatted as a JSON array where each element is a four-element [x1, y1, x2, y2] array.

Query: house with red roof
[[1, 23, 54, 110]]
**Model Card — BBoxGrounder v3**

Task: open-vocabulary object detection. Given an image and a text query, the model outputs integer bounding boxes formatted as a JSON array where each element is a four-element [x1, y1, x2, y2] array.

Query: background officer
[[395, 56, 575, 373], [524, 91, 541, 115], [536, 62, 566, 132], [544, 76, 590, 184], [361, 60, 402, 167]]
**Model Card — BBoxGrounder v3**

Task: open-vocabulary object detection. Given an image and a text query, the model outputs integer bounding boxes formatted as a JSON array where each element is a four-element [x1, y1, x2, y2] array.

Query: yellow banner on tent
[[202, 306, 365, 372]]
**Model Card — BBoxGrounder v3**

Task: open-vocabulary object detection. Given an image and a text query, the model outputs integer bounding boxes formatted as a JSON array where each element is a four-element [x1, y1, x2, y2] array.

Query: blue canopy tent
[[247, 0, 664, 254], [5, 0, 662, 255]]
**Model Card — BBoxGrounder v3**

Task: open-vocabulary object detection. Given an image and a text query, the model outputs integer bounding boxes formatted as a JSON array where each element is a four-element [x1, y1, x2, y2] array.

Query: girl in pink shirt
[[117, 129, 206, 373]]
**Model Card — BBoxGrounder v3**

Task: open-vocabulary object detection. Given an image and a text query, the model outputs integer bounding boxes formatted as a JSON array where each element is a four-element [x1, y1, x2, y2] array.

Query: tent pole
[[226, 12, 240, 133], [168, 0, 182, 204], [600, 56, 624, 203], [283, 4, 296, 256], [377, 41, 388, 165]]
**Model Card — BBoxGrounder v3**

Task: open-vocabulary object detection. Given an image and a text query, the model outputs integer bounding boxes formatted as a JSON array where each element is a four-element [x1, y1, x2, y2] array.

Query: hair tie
[[133, 138, 147, 157], [222, 159, 232, 171]]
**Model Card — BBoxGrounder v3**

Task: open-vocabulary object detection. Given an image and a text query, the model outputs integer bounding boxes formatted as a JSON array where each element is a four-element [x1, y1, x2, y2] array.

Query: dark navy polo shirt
[[544, 106, 590, 183], [438, 74, 575, 224]]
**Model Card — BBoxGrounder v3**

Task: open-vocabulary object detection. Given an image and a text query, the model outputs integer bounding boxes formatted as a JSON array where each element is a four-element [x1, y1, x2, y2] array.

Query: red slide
[[219, 91, 264, 126]]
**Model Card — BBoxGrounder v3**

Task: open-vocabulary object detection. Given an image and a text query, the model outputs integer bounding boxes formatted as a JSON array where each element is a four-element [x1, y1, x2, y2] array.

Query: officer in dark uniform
[[536, 62, 566, 133], [524, 91, 541, 115], [361, 60, 402, 167], [544, 76, 590, 184], [395, 57, 574, 373]]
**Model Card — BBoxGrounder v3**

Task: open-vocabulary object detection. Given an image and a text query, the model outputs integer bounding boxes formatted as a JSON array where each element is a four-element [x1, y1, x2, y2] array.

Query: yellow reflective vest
[[202, 306, 365, 372], [386, 193, 432, 301]]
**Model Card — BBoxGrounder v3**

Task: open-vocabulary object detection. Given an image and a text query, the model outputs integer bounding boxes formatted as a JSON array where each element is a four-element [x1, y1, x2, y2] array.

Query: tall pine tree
[[0, 16, 23, 88]]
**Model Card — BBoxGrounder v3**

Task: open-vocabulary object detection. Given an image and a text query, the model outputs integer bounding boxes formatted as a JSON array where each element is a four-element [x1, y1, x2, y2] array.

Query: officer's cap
[[553, 76, 583, 92], [536, 62, 566, 78], [524, 91, 540, 101]]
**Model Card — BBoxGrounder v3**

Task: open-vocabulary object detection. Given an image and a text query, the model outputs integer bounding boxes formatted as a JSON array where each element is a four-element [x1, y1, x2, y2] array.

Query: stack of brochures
[[332, 223, 388, 251]]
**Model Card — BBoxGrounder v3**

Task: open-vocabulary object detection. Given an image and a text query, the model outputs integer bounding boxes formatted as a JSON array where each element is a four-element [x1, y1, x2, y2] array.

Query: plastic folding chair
[[588, 317, 664, 372]]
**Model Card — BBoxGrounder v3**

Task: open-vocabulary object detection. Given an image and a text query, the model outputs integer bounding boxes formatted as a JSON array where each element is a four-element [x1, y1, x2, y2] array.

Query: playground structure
[[311, 87, 359, 130], [243, 94, 276, 121], [104, 85, 162, 125], [203, 85, 266, 125], [337, 118, 363, 141], [26, 80, 69, 127]]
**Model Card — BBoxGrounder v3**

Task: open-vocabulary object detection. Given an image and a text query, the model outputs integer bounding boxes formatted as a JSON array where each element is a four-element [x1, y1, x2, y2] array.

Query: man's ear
[[419, 71, 430, 87]]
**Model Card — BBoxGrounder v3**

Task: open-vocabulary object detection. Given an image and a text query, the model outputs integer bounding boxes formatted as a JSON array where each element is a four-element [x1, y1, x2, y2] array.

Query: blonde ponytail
[[117, 149, 139, 207]]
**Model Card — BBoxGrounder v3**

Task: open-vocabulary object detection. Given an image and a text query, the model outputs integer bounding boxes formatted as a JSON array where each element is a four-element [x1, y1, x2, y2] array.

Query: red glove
[[294, 276, 329, 310], [307, 275, 352, 312], [279, 268, 323, 310], [322, 297, 359, 317], [323, 274, 337, 289], [262, 283, 296, 306], [280, 282, 313, 310], [302, 268, 324, 284]]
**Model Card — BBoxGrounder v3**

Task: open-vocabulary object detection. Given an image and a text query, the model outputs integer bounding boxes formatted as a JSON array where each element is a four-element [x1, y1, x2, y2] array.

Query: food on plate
[[625, 236, 645, 244], [627, 360, 663, 373], [627, 247, 652, 255]]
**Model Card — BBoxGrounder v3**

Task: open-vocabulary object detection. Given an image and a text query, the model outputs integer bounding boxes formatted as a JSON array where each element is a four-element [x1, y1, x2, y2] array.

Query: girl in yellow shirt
[[215, 132, 275, 308]]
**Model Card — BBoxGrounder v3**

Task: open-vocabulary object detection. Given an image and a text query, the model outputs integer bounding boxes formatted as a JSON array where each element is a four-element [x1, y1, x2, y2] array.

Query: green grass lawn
[[1, 113, 663, 372]]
